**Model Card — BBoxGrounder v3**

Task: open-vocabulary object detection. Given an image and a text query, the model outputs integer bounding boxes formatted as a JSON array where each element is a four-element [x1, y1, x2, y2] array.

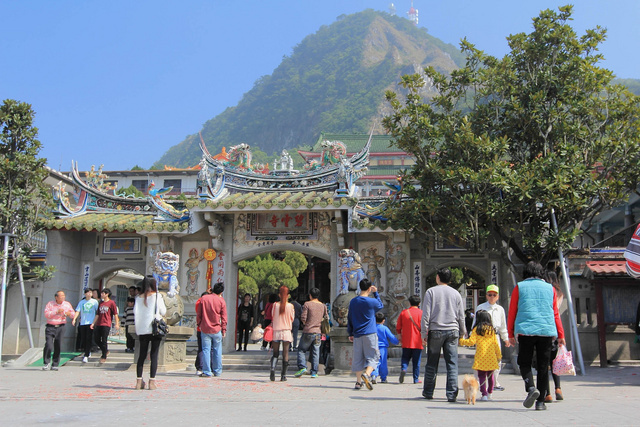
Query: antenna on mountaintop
[[407, 1, 418, 26], [389, 3, 396, 16]]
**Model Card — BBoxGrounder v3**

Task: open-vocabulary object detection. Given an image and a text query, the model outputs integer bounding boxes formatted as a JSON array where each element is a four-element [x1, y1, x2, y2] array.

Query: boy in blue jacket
[[372, 312, 399, 383]]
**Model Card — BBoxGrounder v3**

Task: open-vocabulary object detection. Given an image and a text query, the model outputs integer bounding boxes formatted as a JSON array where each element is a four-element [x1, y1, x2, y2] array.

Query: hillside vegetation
[[153, 9, 464, 168], [153, 9, 639, 169]]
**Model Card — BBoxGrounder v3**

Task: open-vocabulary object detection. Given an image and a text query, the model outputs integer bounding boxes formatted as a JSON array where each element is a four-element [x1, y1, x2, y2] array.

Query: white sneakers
[[82, 357, 88, 363]]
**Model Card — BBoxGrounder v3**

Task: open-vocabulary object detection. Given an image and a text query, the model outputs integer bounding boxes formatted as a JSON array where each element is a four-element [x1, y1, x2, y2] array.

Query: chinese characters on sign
[[268, 213, 306, 228], [82, 264, 91, 290], [248, 213, 318, 241], [490, 261, 498, 286], [215, 251, 225, 284], [103, 237, 141, 254], [413, 262, 421, 296]]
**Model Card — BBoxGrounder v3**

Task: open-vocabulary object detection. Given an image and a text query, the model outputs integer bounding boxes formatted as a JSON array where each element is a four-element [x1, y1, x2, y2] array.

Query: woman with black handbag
[[134, 275, 167, 390]]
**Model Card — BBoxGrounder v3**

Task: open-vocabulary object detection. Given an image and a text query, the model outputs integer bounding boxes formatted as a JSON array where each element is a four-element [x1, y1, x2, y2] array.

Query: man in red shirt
[[90, 288, 120, 364], [396, 295, 423, 384], [42, 290, 75, 371], [196, 282, 227, 377]]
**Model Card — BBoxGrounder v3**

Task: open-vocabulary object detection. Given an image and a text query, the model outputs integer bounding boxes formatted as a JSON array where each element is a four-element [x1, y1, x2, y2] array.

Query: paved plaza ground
[[1, 354, 639, 426]]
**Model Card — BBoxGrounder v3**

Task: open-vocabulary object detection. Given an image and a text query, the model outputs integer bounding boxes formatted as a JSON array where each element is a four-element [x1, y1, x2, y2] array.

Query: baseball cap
[[486, 285, 499, 294]]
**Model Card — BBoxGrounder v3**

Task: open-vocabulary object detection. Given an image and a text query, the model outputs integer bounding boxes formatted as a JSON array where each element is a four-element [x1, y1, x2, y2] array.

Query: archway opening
[[425, 266, 487, 309], [236, 250, 330, 349], [97, 268, 145, 314]]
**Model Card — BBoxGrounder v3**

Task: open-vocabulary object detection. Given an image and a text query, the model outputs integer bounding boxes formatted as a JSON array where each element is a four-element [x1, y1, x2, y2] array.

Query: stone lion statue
[[152, 251, 184, 326]]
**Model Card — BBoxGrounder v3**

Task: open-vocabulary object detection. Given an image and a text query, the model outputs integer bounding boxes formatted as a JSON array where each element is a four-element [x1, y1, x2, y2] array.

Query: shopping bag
[[250, 324, 264, 342], [552, 344, 576, 376], [263, 325, 273, 342]]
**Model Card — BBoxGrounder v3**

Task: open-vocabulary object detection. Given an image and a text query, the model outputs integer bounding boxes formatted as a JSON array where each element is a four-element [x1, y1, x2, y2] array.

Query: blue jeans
[[423, 330, 459, 400], [401, 348, 422, 382], [297, 332, 321, 374], [291, 318, 300, 349], [202, 331, 223, 376]]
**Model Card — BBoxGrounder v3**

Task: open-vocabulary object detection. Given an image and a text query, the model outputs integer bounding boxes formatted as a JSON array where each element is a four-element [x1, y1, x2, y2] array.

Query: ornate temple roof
[[43, 212, 189, 233], [44, 134, 394, 234], [186, 191, 357, 212], [312, 133, 405, 153]]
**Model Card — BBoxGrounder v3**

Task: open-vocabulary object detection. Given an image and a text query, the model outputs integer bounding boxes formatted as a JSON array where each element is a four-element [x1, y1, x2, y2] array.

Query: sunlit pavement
[[1, 357, 639, 426]]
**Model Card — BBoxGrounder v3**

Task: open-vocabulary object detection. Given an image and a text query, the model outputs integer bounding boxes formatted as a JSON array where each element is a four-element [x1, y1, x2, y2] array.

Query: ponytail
[[279, 286, 289, 315]]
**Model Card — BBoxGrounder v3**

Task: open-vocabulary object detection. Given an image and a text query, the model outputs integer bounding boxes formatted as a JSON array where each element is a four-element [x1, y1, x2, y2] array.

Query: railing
[[591, 223, 637, 249], [27, 230, 47, 252]]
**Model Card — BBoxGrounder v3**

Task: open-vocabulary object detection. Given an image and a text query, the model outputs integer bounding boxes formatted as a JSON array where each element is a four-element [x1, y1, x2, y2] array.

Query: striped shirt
[[124, 306, 135, 326], [44, 300, 75, 325]]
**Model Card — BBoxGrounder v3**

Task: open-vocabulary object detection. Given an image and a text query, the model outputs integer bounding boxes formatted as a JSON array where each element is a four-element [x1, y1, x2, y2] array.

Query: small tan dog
[[462, 374, 479, 405]]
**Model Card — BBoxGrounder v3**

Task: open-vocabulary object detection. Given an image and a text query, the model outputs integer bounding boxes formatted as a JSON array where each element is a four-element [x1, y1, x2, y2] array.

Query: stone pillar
[[595, 223, 604, 244], [331, 327, 353, 371], [625, 205, 635, 243]]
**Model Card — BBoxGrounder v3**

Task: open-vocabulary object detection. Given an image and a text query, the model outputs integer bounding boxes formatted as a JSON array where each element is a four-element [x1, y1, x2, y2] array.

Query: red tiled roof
[[583, 260, 628, 277]]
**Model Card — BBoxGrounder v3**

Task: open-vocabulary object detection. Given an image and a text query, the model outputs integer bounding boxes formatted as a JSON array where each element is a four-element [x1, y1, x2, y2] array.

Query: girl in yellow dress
[[459, 310, 502, 401]]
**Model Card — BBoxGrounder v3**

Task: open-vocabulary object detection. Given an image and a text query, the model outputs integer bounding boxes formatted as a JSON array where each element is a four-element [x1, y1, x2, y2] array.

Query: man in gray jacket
[[421, 267, 466, 402]]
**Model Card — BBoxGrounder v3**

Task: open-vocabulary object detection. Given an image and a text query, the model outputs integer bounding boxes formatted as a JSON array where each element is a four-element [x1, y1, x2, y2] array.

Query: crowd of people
[[42, 277, 169, 390], [41, 260, 567, 408], [343, 263, 565, 412]]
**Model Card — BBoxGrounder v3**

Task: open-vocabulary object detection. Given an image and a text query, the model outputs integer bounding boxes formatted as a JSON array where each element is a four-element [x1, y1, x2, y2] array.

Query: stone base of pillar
[[331, 327, 354, 371], [131, 326, 194, 373]]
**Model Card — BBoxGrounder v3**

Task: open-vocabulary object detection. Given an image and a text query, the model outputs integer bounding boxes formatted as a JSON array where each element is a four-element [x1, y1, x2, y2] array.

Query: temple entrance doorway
[[425, 265, 488, 310], [234, 250, 330, 350]]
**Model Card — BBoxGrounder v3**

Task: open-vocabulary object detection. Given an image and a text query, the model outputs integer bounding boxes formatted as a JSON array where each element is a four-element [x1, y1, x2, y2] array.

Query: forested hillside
[[153, 9, 465, 168], [616, 78, 640, 96]]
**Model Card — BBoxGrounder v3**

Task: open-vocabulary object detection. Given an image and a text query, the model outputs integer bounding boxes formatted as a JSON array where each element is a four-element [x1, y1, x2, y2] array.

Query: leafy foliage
[[615, 78, 640, 96], [425, 267, 484, 289], [115, 184, 145, 198], [383, 6, 640, 267], [0, 99, 54, 279], [238, 251, 307, 297], [153, 10, 464, 168]]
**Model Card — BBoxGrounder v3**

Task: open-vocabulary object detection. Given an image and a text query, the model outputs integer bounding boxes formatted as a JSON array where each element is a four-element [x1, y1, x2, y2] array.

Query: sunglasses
[[486, 293, 498, 297]]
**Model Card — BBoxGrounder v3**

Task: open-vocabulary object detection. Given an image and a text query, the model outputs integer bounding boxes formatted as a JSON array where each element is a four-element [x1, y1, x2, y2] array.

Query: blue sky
[[2, 1, 638, 171]]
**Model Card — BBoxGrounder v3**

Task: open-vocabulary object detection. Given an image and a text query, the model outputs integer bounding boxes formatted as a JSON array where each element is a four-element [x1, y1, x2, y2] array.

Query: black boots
[[270, 357, 288, 381], [270, 356, 278, 382]]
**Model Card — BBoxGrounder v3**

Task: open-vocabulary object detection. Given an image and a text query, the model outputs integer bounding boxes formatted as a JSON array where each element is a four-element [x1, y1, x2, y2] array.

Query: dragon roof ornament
[[197, 130, 371, 199], [52, 161, 189, 223]]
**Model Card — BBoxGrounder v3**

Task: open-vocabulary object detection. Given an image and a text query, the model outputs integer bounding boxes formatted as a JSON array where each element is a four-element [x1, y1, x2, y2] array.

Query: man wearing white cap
[[473, 284, 511, 390]]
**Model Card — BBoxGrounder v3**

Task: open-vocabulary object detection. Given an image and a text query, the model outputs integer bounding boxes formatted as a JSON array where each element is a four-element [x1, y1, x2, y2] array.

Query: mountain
[[152, 9, 465, 168], [615, 78, 640, 96]]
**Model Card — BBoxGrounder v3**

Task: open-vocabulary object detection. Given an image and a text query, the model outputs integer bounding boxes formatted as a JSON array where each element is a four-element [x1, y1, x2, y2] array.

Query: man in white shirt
[[474, 284, 511, 390]]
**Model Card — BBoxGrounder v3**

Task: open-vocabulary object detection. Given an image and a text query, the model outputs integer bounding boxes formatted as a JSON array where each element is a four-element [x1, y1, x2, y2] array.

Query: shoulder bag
[[151, 292, 169, 337], [320, 304, 331, 335]]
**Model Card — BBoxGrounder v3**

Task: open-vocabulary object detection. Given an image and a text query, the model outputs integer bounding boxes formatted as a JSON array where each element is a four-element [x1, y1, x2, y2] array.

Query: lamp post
[[550, 209, 586, 375], [0, 233, 15, 363]]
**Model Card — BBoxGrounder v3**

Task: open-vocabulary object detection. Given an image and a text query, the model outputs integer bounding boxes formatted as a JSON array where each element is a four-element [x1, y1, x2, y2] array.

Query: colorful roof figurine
[[47, 161, 189, 233], [43, 130, 409, 234], [196, 130, 371, 198]]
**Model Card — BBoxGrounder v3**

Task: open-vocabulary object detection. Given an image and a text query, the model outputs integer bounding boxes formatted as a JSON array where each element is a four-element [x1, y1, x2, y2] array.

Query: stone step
[[66, 341, 514, 375]]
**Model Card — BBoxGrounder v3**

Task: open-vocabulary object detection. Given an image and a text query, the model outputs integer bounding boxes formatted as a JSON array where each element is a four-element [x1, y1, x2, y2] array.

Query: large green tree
[[238, 251, 307, 297], [383, 6, 640, 268], [0, 100, 53, 279]]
